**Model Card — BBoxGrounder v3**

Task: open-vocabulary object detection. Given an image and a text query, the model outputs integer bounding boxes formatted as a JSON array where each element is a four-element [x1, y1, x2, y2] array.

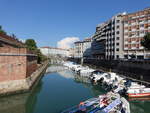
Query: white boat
[[74, 65, 84, 72], [127, 82, 145, 89], [90, 72, 108, 84], [127, 87, 150, 98], [80, 68, 95, 77], [91, 72, 119, 85]]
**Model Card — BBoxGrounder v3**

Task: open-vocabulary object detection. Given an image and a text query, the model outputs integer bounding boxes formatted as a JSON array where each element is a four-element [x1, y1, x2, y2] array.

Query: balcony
[[131, 47, 136, 50], [139, 34, 145, 37], [139, 21, 144, 24], [96, 37, 106, 41], [124, 30, 128, 32], [131, 22, 136, 25], [139, 46, 144, 49], [131, 41, 136, 44], [139, 27, 145, 30], [124, 24, 128, 27], [131, 35, 136, 38], [124, 35, 128, 38], [124, 47, 128, 50], [125, 41, 128, 44], [139, 15, 145, 18]]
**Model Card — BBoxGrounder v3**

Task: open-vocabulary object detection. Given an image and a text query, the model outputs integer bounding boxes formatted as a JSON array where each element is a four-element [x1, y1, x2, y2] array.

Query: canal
[[0, 65, 149, 113]]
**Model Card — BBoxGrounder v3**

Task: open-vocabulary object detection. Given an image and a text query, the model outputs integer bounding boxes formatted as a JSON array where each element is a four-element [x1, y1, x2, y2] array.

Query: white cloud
[[57, 37, 80, 49]]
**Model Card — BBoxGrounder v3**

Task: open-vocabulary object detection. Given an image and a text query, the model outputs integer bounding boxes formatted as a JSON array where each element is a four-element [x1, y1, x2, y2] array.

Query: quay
[[0, 61, 49, 96], [0, 33, 49, 96], [68, 57, 150, 86]]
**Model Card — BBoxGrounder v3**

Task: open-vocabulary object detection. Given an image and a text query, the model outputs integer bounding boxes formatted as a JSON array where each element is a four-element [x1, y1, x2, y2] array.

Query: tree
[[25, 39, 37, 51], [0, 25, 7, 34], [36, 49, 47, 63], [141, 33, 150, 50], [25, 39, 47, 63]]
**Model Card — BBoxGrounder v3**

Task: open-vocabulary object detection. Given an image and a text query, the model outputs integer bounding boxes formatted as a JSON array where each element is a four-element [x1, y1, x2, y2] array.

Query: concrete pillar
[[81, 58, 83, 65]]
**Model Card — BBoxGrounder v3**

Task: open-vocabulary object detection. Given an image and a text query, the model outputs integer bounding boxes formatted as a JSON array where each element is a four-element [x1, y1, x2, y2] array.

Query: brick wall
[[0, 34, 37, 82], [0, 56, 27, 82], [26, 56, 37, 77]]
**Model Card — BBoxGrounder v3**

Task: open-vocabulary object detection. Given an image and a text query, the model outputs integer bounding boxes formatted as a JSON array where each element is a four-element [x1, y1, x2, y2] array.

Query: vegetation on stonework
[[0, 25, 7, 35], [141, 32, 150, 50], [25, 39, 47, 63]]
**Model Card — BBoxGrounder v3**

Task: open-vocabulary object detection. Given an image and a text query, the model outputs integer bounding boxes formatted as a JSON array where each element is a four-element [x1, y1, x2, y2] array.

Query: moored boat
[[127, 88, 150, 98], [61, 92, 130, 113]]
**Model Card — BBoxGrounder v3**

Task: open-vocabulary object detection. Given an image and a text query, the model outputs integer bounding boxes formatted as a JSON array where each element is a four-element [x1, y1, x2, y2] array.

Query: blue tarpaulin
[[101, 98, 121, 113]]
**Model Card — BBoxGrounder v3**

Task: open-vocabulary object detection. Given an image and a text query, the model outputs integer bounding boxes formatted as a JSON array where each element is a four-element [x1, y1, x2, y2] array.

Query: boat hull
[[128, 93, 150, 98]]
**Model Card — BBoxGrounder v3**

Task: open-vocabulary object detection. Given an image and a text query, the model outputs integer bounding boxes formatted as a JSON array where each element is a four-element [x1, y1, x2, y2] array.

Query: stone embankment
[[0, 61, 49, 96]]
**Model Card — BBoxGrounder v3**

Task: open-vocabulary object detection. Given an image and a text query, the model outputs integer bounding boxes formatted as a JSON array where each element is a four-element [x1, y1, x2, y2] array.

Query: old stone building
[[0, 33, 37, 82]]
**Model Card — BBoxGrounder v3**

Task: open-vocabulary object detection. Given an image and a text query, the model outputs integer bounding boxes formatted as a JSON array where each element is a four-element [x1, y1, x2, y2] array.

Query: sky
[[0, 0, 150, 48]]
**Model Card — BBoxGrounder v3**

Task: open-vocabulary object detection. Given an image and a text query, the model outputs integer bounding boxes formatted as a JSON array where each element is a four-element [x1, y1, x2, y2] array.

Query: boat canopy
[[101, 98, 121, 113]]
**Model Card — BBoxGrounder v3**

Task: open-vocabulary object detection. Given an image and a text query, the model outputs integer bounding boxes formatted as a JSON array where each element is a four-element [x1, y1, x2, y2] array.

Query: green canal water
[[0, 65, 149, 113]]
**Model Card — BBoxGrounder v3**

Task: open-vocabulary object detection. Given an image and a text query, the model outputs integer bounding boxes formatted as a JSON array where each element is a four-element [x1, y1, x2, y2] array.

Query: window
[[117, 37, 120, 40], [140, 31, 144, 34], [140, 24, 144, 27], [116, 55, 119, 59], [124, 21, 128, 24], [116, 43, 119, 46], [116, 48, 119, 51], [116, 20, 120, 23], [116, 31, 120, 34], [116, 25, 120, 29]]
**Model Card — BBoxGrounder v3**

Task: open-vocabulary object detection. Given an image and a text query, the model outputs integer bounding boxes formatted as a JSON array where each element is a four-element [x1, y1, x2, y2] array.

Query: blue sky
[[0, 0, 150, 47]]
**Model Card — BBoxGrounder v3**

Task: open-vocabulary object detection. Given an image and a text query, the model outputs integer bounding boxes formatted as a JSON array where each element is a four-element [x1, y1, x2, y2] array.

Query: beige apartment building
[[92, 13, 125, 60], [74, 38, 92, 58], [123, 8, 150, 59]]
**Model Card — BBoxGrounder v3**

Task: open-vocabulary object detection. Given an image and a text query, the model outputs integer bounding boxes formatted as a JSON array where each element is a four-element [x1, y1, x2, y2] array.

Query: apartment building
[[123, 8, 150, 59], [74, 38, 92, 58], [74, 41, 83, 58], [92, 13, 125, 60], [83, 38, 92, 57], [91, 23, 106, 59], [68, 48, 75, 58]]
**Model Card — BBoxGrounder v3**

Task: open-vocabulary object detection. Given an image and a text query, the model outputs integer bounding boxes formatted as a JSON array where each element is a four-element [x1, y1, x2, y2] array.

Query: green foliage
[[141, 33, 150, 50], [25, 39, 47, 63], [0, 25, 7, 34], [36, 49, 47, 64], [25, 39, 37, 51]]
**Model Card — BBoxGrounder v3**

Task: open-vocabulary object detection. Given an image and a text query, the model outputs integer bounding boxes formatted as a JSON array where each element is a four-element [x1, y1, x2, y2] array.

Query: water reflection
[[46, 65, 66, 73], [0, 79, 43, 113], [0, 65, 149, 113], [74, 74, 91, 83], [130, 100, 150, 113], [58, 70, 75, 79]]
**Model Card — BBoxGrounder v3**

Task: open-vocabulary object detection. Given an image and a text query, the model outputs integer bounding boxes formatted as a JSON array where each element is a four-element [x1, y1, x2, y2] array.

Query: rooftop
[[0, 32, 25, 47]]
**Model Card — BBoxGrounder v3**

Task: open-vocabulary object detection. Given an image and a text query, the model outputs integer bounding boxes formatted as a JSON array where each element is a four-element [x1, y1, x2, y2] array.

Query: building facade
[[74, 41, 83, 58], [0, 33, 37, 82], [39, 47, 69, 57], [92, 13, 124, 60], [74, 38, 92, 58], [83, 38, 92, 58], [123, 8, 150, 59], [68, 48, 75, 58]]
